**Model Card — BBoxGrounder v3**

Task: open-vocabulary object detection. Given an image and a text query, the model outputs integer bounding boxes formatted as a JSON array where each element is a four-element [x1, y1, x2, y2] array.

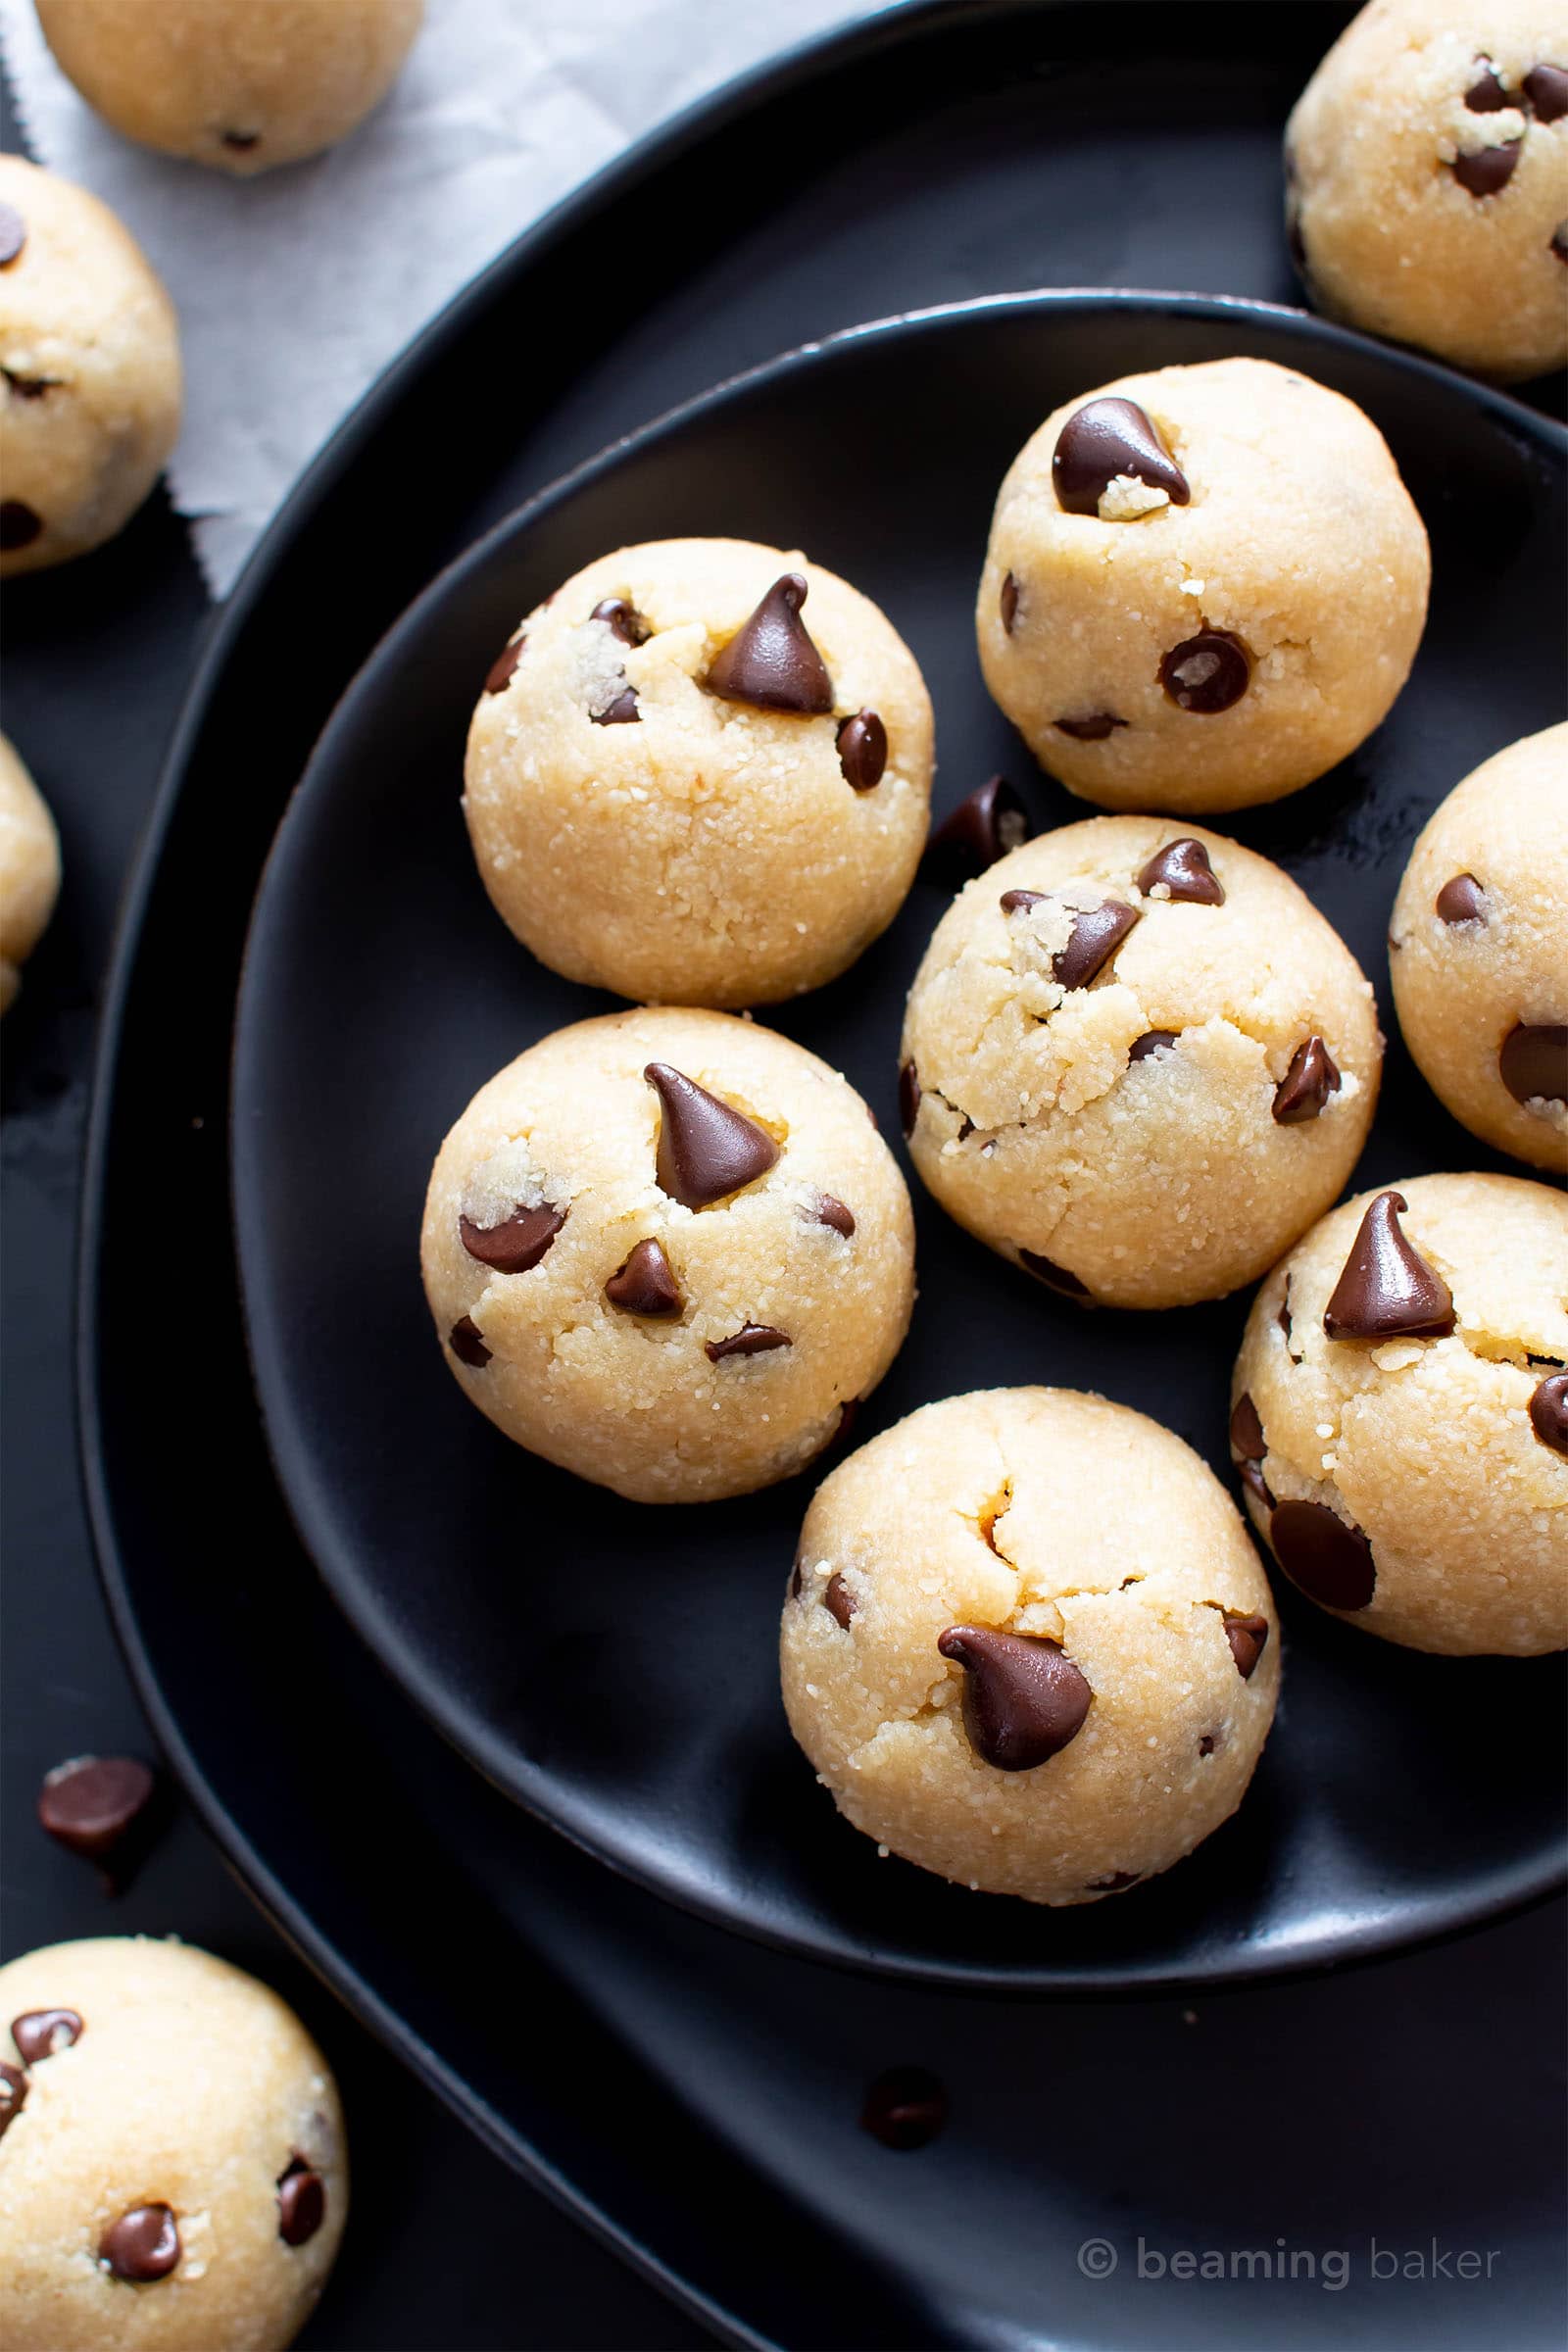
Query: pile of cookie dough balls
[[0, 734, 61, 1012], [781, 1390, 1280, 1905], [976, 357, 1431, 812], [1287, 0, 1568, 383], [0, 1936, 347, 2352]]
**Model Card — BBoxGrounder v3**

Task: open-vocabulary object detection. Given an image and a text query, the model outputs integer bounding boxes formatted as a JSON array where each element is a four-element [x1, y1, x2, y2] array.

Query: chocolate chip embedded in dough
[[0, 2062, 25, 2139], [1528, 1372, 1568, 1457], [1464, 60, 1510, 111], [449, 1316, 491, 1368], [1436, 872, 1487, 925], [1053, 900, 1141, 990], [898, 1060, 920, 1137], [1158, 629, 1250, 713], [276, 2157, 326, 2248], [590, 685, 640, 726], [1269, 1499, 1376, 1610], [823, 1572, 857, 1627], [936, 1625, 1093, 1769], [604, 1238, 682, 1317], [1053, 396, 1190, 515], [459, 1202, 564, 1274], [1222, 1611, 1270, 1680], [1054, 712, 1126, 742], [837, 710, 887, 791], [1322, 1190, 1455, 1343], [705, 1323, 791, 1362], [11, 2008, 82, 2063], [644, 1062, 780, 1207], [1129, 1030, 1178, 1062], [1000, 570, 1020, 634], [589, 597, 650, 646], [1136, 836, 1225, 905], [1523, 64, 1568, 121], [100, 2204, 180, 2281], [813, 1195, 856, 1238], [1451, 141, 1521, 196], [1229, 1393, 1265, 1463], [1271, 1036, 1341, 1124], [1498, 1023, 1567, 1107], [1554, 223, 1568, 264], [705, 573, 832, 713], [483, 635, 525, 695], [921, 774, 1032, 882]]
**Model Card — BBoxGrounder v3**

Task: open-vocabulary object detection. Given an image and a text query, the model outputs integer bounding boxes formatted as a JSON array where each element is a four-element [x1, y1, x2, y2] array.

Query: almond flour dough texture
[[1287, 0, 1568, 384], [421, 1008, 915, 1503], [1390, 721, 1567, 1172], [0, 1937, 346, 2352], [465, 538, 934, 1008], [0, 158, 181, 577], [900, 816, 1382, 1309], [975, 357, 1430, 812], [780, 1389, 1280, 1907], [0, 733, 61, 1013], [1231, 1173, 1568, 1655]]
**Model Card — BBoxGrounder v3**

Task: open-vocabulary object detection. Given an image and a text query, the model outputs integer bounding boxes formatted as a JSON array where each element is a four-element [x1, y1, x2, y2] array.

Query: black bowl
[[232, 290, 1566, 1993]]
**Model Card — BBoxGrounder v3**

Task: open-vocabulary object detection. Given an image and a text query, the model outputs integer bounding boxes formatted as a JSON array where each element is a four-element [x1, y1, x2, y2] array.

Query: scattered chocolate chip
[[1524, 63, 1568, 121], [1137, 836, 1225, 905], [590, 596, 650, 646], [604, 1238, 682, 1316], [898, 1060, 920, 1137], [837, 709, 887, 791], [1018, 1248, 1091, 1300], [220, 128, 260, 150], [1054, 900, 1141, 989], [644, 1063, 780, 1206], [937, 1625, 1093, 1768], [590, 685, 640, 725], [276, 2157, 326, 2248], [921, 774, 1031, 882], [1436, 872, 1487, 924], [1323, 1190, 1455, 1342], [1269, 1499, 1376, 1610], [1000, 570, 1020, 633], [705, 573, 832, 713], [449, 1316, 491, 1368], [1527, 1370, 1568, 1457], [1159, 629, 1250, 713], [0, 203, 25, 267], [1129, 1029, 1178, 1062], [0, 2062, 25, 2139], [0, 501, 42, 552], [1464, 60, 1509, 110], [459, 1202, 564, 1274], [706, 1323, 791, 1362], [1053, 396, 1190, 515], [37, 1755, 156, 1868], [1222, 1611, 1270, 1680], [860, 2066, 947, 2151], [1054, 711, 1126, 742], [823, 1572, 857, 1627], [11, 2008, 82, 2063], [483, 635, 525, 695], [1452, 141, 1521, 196], [1229, 1393, 1265, 1462], [1271, 1036, 1341, 1124], [1498, 1023, 1567, 1106], [101, 2204, 180, 2281], [1087, 1870, 1142, 1891], [814, 1194, 856, 1238]]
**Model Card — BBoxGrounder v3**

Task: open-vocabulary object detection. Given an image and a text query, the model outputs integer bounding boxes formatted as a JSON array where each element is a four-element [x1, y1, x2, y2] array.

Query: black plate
[[232, 290, 1566, 1992]]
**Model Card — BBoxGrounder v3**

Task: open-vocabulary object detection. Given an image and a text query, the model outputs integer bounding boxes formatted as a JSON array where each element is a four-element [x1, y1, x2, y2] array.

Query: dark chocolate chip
[[483, 635, 524, 695], [838, 709, 887, 791], [814, 1194, 856, 1238], [790, 1559, 804, 1598], [590, 685, 640, 725], [1464, 61, 1510, 110], [604, 1238, 682, 1316], [1528, 1372, 1568, 1456], [898, 1059, 920, 1137], [1555, 222, 1568, 263], [1498, 1023, 1567, 1106], [1018, 1248, 1091, 1300], [2, 368, 57, 400], [1524, 63, 1568, 121], [1229, 1392, 1265, 1462], [1087, 1870, 1142, 1891], [101, 2204, 180, 2281], [1159, 629, 1250, 713], [1271, 1036, 1341, 1124], [1053, 900, 1141, 989], [276, 2157, 326, 2248], [1222, 1611, 1270, 1680], [590, 596, 650, 646], [1054, 711, 1126, 742], [705, 1323, 791, 1362], [0, 501, 42, 552], [1000, 570, 1020, 634], [11, 2008, 82, 2063], [1269, 1499, 1376, 1610], [1278, 1279, 1294, 1344], [459, 1202, 564, 1274], [644, 1062, 780, 1207], [860, 2066, 947, 2151], [1436, 872, 1487, 924], [449, 1316, 491, 1367], [1000, 888, 1049, 914], [1452, 141, 1521, 196], [1129, 1029, 1178, 1061], [0, 203, 25, 267], [705, 573, 832, 713], [1137, 836, 1225, 906], [37, 1755, 155, 1866], [220, 128, 260, 150], [834, 1396, 859, 1449], [1198, 1733, 1219, 1756], [921, 774, 1031, 882], [823, 1572, 857, 1627], [1323, 1191, 1455, 1343], [1053, 396, 1190, 515], [1239, 1459, 1274, 1510], [937, 1625, 1093, 1769], [0, 2061, 24, 2139]]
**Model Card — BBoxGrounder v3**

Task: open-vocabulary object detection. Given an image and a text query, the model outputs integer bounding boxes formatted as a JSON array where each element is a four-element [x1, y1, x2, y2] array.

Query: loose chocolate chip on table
[[101, 2203, 180, 2281], [459, 1201, 564, 1274], [276, 2156, 326, 2248], [860, 2065, 947, 2151], [1436, 871, 1487, 924], [644, 1062, 780, 1206], [705, 573, 832, 713], [1053, 396, 1190, 515], [1529, 1373, 1568, 1457], [705, 1323, 791, 1362], [449, 1316, 491, 1368], [1270, 1499, 1376, 1610], [1129, 1030, 1178, 1061], [1222, 1611, 1270, 1680], [1498, 1022, 1568, 1106], [589, 596, 650, 646], [0, 202, 25, 267], [937, 1624, 1093, 1769], [0, 2062, 25, 2139], [814, 1194, 856, 1238], [999, 570, 1020, 633], [1452, 141, 1521, 196], [1229, 1393, 1265, 1462], [1018, 1248, 1092, 1301], [590, 685, 640, 725], [37, 1754, 156, 1866], [1137, 836, 1225, 905], [1054, 711, 1126, 742], [482, 635, 525, 695], [1271, 1035, 1340, 1124], [921, 773, 1031, 882], [898, 1059, 920, 1137], [604, 1237, 682, 1316], [823, 1572, 857, 1628], [11, 2008, 83, 2063], [1323, 1190, 1455, 1343], [1087, 1870, 1142, 1891], [1053, 900, 1141, 990], [0, 501, 42, 552], [1159, 629, 1250, 713], [1524, 64, 1568, 121], [1464, 60, 1509, 110], [837, 709, 887, 791]]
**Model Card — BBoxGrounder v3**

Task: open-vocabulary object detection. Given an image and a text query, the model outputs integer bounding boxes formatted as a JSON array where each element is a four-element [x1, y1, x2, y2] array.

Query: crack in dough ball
[[464, 539, 933, 1007], [900, 816, 1382, 1309], [781, 1388, 1280, 1906], [0, 734, 61, 1013], [976, 357, 1430, 812]]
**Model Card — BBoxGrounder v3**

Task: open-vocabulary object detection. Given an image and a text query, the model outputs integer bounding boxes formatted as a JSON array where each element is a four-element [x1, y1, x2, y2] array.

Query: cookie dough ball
[[1231, 1174, 1568, 1654], [0, 1936, 347, 2352], [781, 1389, 1280, 1906], [0, 157, 181, 576], [1390, 723, 1567, 1171], [35, 0, 424, 175], [900, 817, 1382, 1309], [1287, 1, 1568, 383], [976, 357, 1430, 813], [421, 1008, 915, 1503], [0, 734, 61, 1012], [465, 539, 933, 1007]]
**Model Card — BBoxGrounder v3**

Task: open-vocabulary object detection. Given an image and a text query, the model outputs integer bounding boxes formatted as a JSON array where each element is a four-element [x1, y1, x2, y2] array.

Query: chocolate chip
[[1229, 1393, 1265, 1462], [276, 2157, 326, 2248], [705, 573, 832, 713], [1000, 571, 1020, 634], [814, 1194, 856, 1237], [1137, 836, 1225, 905], [1555, 222, 1568, 262], [834, 1396, 859, 1448], [101, 2204, 180, 2281], [898, 1060, 920, 1137], [1018, 1248, 1091, 1300], [937, 1625, 1093, 1768], [1053, 396, 1190, 515], [1529, 1372, 1568, 1456], [1498, 1023, 1567, 1106], [459, 1202, 564, 1274], [1000, 888, 1048, 914], [590, 596, 650, 646], [1239, 1459, 1274, 1509], [790, 1559, 804, 1598], [0, 501, 42, 552], [220, 128, 261, 150], [1436, 872, 1487, 925], [1198, 1734, 1219, 1756], [37, 1755, 156, 1866], [1222, 1611, 1270, 1680], [1278, 1279, 1294, 1343], [1524, 64, 1568, 121], [1452, 142, 1521, 196], [1087, 1870, 1142, 1891], [1159, 629, 1250, 713], [644, 1062, 780, 1206], [921, 774, 1031, 882], [483, 635, 525, 695], [449, 1316, 491, 1367], [604, 1237, 682, 1316], [860, 2066, 947, 2151], [0, 2062, 25, 2140], [1129, 1030, 1178, 1061], [0, 203, 25, 267], [590, 685, 640, 725], [1269, 1499, 1376, 1610], [1054, 712, 1126, 742], [1323, 1191, 1455, 1343], [838, 710, 887, 791], [1271, 1036, 1341, 1124], [823, 1572, 857, 1627], [11, 2008, 82, 2063], [1464, 61, 1510, 110], [705, 1323, 791, 1362], [1053, 900, 1141, 989]]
